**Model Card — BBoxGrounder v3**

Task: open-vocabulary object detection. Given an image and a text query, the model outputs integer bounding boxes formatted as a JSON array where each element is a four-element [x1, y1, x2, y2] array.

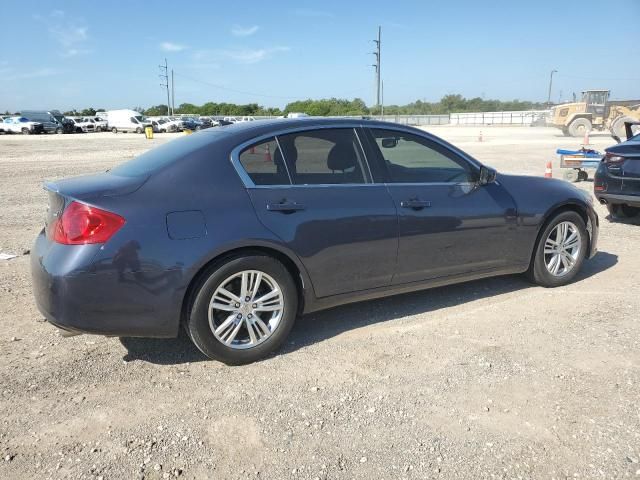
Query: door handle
[[400, 199, 432, 210], [266, 201, 306, 212]]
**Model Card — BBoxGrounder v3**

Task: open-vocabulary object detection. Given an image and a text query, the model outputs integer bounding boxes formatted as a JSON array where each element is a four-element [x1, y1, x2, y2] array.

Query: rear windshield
[[110, 130, 227, 177]]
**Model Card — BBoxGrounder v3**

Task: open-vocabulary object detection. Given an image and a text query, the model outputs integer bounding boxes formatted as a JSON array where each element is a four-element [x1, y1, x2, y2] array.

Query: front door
[[366, 128, 518, 284], [238, 128, 399, 298]]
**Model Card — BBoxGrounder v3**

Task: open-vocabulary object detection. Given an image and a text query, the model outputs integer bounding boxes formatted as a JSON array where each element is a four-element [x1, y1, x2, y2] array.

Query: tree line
[[3, 95, 546, 118]]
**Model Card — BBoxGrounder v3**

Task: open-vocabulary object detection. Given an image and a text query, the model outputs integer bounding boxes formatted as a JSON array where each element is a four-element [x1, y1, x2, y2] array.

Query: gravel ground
[[0, 127, 639, 480]]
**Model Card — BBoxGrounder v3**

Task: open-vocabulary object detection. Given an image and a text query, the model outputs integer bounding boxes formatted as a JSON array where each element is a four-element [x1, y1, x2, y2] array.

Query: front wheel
[[187, 254, 298, 365], [135, 127, 142, 134], [55, 127, 63, 134], [568, 118, 592, 137], [527, 211, 587, 287], [111, 127, 117, 133], [21, 128, 30, 135]]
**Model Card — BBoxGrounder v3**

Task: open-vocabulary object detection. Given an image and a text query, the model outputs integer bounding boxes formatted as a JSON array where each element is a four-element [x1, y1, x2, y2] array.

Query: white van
[[106, 109, 152, 133]]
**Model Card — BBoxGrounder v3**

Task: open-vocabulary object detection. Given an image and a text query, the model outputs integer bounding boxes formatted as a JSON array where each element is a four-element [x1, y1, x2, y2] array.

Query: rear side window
[[239, 137, 290, 186], [277, 128, 367, 185]]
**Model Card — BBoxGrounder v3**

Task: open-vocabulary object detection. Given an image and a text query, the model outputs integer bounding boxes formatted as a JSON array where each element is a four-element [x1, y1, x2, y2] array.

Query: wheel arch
[[529, 202, 591, 269], [180, 245, 310, 328]]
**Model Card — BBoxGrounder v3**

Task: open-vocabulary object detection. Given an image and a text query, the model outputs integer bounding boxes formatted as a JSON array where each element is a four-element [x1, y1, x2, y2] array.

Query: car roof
[[200, 117, 414, 136]]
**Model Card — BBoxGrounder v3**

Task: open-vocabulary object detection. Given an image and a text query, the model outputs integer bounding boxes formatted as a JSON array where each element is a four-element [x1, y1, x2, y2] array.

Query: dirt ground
[[0, 126, 639, 480]]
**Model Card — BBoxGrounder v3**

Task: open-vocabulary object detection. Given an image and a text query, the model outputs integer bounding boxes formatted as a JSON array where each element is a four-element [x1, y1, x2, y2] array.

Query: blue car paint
[[31, 118, 599, 338]]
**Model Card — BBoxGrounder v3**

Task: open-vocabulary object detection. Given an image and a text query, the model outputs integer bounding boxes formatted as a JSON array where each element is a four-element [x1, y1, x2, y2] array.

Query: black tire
[[135, 127, 142, 134], [577, 170, 588, 181], [526, 211, 588, 287], [21, 128, 30, 135], [187, 254, 298, 365], [568, 118, 592, 137], [111, 127, 117, 133], [611, 116, 635, 140], [608, 203, 640, 218], [55, 127, 63, 134]]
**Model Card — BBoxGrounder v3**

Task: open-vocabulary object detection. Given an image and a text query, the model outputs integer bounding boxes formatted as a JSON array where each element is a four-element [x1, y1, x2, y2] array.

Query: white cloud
[[35, 11, 90, 57], [160, 41, 187, 52], [222, 46, 290, 64], [231, 25, 259, 37], [4, 68, 60, 81]]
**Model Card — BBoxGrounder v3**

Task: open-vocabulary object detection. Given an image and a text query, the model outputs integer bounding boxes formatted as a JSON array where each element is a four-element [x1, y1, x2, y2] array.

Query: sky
[[1, 0, 639, 112]]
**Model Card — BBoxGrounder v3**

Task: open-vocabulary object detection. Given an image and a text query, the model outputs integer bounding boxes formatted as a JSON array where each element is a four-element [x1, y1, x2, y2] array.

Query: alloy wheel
[[208, 270, 284, 350], [543, 221, 581, 277]]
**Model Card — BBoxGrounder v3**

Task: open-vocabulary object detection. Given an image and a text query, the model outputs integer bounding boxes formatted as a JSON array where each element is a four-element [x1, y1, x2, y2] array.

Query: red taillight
[[604, 152, 625, 165], [51, 201, 125, 245]]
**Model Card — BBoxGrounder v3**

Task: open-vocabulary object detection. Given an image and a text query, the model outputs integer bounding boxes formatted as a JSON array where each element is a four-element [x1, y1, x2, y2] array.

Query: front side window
[[239, 137, 289, 186], [371, 129, 474, 184], [277, 128, 367, 185]]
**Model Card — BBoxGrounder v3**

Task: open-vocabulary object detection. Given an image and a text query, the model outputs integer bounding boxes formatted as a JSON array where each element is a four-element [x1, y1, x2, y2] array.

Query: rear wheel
[[187, 254, 298, 365], [111, 127, 117, 133], [607, 203, 640, 218], [568, 118, 592, 137], [527, 211, 587, 287], [21, 128, 30, 135], [55, 127, 63, 134], [611, 116, 635, 140]]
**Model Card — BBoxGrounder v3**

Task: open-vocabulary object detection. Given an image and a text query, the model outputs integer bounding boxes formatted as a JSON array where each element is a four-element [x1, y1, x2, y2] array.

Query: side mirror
[[381, 137, 398, 148], [478, 166, 497, 185]]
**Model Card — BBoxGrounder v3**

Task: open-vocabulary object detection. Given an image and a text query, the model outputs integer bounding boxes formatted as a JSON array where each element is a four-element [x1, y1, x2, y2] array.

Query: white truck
[[106, 109, 152, 133], [0, 117, 44, 134]]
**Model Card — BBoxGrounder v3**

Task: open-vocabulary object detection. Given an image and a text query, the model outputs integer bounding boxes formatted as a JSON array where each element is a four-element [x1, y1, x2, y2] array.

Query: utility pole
[[171, 69, 175, 115], [547, 69, 557, 108], [371, 26, 381, 111], [159, 58, 170, 116]]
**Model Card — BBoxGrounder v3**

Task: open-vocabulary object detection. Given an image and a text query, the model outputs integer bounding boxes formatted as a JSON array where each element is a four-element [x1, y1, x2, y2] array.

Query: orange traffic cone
[[544, 161, 553, 178], [264, 144, 272, 162]]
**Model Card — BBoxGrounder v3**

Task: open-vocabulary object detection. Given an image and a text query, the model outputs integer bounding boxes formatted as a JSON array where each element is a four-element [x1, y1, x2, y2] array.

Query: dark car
[[31, 119, 599, 364], [20, 110, 74, 134], [594, 121, 640, 218], [181, 117, 205, 131]]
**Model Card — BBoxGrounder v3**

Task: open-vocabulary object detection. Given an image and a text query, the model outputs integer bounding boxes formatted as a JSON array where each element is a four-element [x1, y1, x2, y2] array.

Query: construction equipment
[[548, 90, 640, 138]]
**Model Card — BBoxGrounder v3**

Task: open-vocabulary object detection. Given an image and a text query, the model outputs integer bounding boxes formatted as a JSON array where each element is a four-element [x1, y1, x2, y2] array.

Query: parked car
[[107, 109, 152, 133], [223, 116, 239, 123], [31, 118, 598, 365], [198, 117, 214, 129], [0, 116, 44, 134], [90, 117, 108, 132], [236, 116, 256, 123], [68, 117, 96, 133], [181, 117, 205, 131], [151, 118, 179, 133], [20, 110, 73, 134], [594, 121, 640, 218]]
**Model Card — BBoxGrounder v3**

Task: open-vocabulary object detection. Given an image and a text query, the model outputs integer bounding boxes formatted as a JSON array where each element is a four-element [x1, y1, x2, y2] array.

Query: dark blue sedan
[[31, 119, 599, 364]]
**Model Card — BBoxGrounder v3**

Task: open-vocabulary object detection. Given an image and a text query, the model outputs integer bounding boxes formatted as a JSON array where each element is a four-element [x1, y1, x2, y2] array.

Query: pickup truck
[[0, 117, 45, 134]]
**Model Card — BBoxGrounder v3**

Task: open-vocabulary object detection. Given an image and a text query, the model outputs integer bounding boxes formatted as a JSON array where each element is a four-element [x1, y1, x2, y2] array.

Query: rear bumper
[[595, 192, 640, 208], [30, 230, 181, 338]]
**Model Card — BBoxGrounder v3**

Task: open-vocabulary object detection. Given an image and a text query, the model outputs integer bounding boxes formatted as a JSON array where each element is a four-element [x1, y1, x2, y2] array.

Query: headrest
[[327, 143, 357, 172]]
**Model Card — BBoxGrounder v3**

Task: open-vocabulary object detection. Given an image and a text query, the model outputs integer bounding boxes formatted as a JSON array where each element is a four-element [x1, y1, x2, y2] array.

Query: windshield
[[134, 115, 146, 123]]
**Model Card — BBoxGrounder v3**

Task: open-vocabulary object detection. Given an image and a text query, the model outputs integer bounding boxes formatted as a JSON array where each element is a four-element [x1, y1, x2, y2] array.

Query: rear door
[[237, 127, 398, 298], [365, 127, 518, 284]]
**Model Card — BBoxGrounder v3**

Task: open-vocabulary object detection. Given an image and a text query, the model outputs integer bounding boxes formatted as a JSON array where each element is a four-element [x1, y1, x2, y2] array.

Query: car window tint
[[239, 137, 290, 185], [371, 128, 474, 184], [277, 129, 366, 185]]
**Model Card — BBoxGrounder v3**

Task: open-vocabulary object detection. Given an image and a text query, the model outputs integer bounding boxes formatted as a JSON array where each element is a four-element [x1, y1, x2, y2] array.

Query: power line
[[158, 59, 170, 115], [371, 26, 381, 107]]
